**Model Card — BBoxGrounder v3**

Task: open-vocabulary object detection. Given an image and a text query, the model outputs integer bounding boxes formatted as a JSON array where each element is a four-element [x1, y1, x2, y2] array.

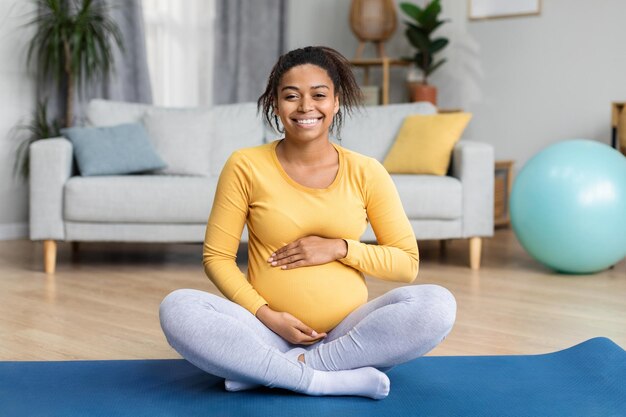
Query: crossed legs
[[159, 285, 456, 398]]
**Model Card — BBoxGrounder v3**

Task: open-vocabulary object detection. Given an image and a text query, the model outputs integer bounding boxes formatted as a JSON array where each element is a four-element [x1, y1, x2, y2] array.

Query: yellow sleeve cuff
[[251, 300, 269, 316], [338, 238, 361, 267]]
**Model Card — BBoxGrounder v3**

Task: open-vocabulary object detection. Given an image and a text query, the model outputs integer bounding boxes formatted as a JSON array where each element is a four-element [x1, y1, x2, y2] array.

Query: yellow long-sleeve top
[[203, 140, 419, 333]]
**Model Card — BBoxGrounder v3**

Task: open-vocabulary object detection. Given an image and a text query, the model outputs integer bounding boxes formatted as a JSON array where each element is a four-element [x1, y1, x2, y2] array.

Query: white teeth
[[295, 118, 319, 125]]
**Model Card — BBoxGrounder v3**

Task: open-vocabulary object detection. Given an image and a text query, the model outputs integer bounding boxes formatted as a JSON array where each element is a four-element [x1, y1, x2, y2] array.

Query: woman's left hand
[[268, 236, 348, 270]]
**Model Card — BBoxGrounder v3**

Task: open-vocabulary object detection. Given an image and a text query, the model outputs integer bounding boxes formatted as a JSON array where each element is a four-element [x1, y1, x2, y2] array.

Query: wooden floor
[[0, 229, 624, 361]]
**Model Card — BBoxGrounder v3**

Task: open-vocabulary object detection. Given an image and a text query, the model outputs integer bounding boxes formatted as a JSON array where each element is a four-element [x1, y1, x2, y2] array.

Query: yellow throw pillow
[[383, 113, 472, 175]]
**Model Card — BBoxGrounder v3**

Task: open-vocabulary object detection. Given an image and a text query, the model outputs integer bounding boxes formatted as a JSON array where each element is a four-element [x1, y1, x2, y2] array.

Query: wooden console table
[[494, 160, 514, 227], [350, 58, 410, 105], [611, 102, 626, 155]]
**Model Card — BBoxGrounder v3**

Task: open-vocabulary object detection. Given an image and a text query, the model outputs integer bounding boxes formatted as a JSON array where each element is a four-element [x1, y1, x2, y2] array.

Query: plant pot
[[408, 82, 437, 105]]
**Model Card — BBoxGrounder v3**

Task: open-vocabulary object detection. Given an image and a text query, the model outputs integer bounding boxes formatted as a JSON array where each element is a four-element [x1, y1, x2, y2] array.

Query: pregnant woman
[[159, 46, 456, 400]]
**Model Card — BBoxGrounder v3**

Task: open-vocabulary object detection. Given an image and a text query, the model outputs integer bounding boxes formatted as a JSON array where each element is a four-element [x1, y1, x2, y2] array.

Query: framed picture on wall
[[468, 0, 541, 20]]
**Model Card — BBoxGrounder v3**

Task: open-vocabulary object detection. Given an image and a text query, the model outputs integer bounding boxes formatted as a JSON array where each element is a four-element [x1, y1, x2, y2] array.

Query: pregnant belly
[[250, 261, 368, 333]]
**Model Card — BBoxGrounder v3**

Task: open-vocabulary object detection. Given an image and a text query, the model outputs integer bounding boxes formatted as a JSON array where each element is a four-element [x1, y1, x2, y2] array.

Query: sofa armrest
[[451, 140, 495, 238], [29, 138, 73, 240]]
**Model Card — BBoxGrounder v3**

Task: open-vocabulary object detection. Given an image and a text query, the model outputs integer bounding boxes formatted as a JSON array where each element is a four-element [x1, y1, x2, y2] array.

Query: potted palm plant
[[14, 0, 123, 179], [12, 101, 62, 180], [400, 0, 448, 105]]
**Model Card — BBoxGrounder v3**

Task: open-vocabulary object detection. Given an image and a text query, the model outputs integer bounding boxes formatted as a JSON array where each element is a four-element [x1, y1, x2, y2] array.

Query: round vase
[[408, 82, 437, 105]]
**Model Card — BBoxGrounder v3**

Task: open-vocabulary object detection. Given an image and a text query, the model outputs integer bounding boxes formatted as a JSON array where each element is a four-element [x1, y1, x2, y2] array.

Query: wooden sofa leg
[[43, 240, 57, 274], [469, 237, 482, 270]]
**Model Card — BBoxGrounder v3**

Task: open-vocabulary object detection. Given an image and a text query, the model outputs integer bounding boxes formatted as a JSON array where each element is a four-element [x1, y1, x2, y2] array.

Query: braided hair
[[258, 46, 362, 137]]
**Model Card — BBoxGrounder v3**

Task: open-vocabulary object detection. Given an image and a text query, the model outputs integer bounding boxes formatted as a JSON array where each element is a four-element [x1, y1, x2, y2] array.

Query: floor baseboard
[[0, 222, 28, 240]]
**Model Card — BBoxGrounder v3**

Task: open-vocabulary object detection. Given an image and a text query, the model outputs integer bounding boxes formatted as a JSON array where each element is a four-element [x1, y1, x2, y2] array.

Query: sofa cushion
[[384, 113, 472, 175], [339, 102, 437, 160], [86, 99, 266, 177], [142, 109, 212, 176], [61, 123, 167, 176], [208, 102, 267, 176], [86, 99, 153, 126], [64, 176, 217, 223], [391, 174, 462, 219]]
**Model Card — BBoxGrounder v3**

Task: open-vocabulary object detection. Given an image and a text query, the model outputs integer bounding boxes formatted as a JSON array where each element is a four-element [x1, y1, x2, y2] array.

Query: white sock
[[224, 347, 307, 392], [305, 366, 390, 400]]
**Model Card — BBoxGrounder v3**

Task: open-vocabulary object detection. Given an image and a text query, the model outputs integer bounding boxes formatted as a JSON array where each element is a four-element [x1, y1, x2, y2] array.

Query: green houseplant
[[14, 0, 123, 179], [12, 101, 62, 180], [27, 0, 123, 127], [400, 0, 449, 105]]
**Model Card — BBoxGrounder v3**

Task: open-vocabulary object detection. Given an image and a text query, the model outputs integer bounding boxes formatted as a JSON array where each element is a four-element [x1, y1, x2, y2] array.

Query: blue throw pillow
[[61, 123, 167, 176]]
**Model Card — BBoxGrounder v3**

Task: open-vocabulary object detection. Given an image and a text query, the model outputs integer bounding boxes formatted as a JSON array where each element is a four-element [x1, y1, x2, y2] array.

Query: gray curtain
[[39, 0, 152, 126], [213, 0, 286, 104], [91, 0, 152, 105]]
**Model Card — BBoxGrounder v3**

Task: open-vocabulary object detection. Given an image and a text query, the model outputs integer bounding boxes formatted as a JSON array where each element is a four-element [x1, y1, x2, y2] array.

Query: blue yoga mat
[[1, 337, 624, 417]]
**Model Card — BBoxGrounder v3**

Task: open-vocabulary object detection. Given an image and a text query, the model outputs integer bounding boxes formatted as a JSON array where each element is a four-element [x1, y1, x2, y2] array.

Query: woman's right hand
[[255, 305, 327, 345]]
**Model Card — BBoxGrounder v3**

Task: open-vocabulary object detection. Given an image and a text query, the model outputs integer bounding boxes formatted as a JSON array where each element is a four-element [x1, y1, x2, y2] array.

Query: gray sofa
[[30, 100, 494, 274]]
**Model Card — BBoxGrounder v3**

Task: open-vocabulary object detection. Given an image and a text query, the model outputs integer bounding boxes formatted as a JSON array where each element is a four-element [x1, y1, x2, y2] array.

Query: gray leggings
[[159, 285, 456, 392]]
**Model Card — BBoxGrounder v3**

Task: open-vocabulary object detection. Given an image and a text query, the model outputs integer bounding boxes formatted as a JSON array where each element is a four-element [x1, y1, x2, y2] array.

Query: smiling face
[[275, 64, 340, 144]]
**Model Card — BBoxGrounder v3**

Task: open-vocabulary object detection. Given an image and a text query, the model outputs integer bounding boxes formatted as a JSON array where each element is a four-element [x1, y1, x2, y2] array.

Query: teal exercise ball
[[510, 139, 626, 274]]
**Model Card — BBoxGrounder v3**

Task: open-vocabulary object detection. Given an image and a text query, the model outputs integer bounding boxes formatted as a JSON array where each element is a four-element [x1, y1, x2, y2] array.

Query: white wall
[[465, 0, 626, 167], [0, 0, 36, 239], [287, 0, 626, 168]]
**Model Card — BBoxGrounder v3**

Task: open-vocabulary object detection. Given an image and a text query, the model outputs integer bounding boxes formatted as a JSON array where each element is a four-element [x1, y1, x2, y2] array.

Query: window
[[142, 0, 215, 107]]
